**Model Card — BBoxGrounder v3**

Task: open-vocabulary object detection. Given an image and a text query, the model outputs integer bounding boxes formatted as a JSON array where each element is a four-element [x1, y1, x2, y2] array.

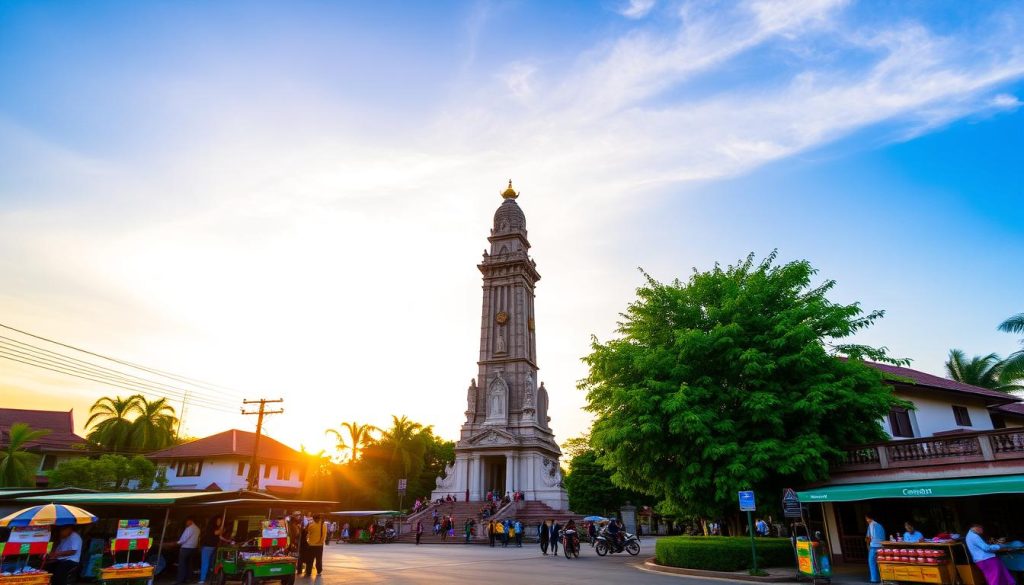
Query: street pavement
[[305, 538, 766, 584]]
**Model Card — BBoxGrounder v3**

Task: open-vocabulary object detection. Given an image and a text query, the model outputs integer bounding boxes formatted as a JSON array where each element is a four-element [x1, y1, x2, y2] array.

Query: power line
[[0, 337, 238, 411], [0, 322, 247, 400], [0, 350, 239, 415]]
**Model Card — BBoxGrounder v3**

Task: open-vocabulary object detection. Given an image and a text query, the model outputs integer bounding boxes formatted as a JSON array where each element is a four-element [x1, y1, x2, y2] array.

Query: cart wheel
[[242, 571, 255, 585]]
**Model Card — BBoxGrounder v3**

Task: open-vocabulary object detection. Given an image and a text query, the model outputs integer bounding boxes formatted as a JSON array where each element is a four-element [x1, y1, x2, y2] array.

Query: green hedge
[[655, 536, 794, 571]]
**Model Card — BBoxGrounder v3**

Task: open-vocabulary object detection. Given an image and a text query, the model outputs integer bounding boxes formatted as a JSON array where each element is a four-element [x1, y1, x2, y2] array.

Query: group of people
[[865, 513, 1017, 585], [485, 518, 524, 547]]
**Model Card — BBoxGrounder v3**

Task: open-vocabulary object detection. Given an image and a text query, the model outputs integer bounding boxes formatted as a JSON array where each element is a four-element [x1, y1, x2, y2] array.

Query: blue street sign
[[738, 490, 756, 511]]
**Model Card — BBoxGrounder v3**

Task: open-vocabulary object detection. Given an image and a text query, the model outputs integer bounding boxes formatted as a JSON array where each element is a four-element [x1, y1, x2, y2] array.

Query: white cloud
[[619, 0, 656, 19], [2, 0, 1024, 448]]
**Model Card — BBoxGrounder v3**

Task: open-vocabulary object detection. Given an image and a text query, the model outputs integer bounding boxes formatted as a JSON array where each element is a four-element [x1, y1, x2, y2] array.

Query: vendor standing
[[865, 512, 886, 584], [46, 526, 82, 585], [966, 524, 1016, 585], [903, 522, 924, 543]]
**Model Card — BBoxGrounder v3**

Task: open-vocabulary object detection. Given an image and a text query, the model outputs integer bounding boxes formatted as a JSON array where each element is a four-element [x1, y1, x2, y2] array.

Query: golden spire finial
[[501, 179, 519, 199]]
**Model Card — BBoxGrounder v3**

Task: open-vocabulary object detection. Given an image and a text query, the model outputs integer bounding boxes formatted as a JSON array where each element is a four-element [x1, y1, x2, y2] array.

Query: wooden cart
[[879, 541, 985, 585], [0, 534, 52, 585]]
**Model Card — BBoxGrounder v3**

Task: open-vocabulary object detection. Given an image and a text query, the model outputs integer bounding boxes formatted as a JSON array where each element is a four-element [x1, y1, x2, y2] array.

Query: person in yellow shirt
[[304, 514, 326, 577], [495, 519, 506, 548]]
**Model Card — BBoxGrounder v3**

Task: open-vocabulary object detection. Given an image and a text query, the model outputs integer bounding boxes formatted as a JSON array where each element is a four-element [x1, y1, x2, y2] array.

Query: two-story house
[[147, 429, 310, 495], [0, 408, 90, 486], [797, 361, 1024, 565]]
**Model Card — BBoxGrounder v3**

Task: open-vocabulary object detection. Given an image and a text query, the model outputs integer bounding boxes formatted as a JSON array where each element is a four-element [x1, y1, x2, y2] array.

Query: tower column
[[505, 453, 514, 495]]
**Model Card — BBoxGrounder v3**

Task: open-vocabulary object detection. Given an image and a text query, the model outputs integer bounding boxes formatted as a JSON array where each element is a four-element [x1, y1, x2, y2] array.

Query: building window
[[953, 405, 972, 426], [888, 407, 914, 438], [992, 414, 1007, 430], [39, 454, 57, 471], [263, 464, 271, 479], [177, 460, 203, 477], [237, 462, 246, 476], [277, 465, 291, 481]]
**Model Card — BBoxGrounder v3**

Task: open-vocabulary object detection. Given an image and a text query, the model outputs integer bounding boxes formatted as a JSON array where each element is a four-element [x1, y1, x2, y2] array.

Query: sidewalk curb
[[640, 558, 801, 583]]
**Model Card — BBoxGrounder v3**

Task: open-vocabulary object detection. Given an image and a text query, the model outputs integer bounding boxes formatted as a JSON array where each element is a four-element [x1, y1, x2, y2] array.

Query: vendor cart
[[96, 520, 154, 585], [0, 529, 52, 585], [213, 520, 295, 585], [792, 522, 832, 585], [0, 504, 98, 585], [878, 541, 985, 585]]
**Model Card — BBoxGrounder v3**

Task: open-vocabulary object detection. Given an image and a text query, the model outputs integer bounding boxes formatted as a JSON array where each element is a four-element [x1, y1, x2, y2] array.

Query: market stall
[[96, 520, 153, 585], [0, 504, 98, 585]]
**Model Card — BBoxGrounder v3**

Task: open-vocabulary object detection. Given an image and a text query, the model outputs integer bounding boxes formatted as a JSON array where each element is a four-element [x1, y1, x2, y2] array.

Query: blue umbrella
[[583, 516, 607, 522]]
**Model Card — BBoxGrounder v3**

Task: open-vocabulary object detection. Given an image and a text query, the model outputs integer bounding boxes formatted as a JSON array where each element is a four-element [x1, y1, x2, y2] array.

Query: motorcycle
[[594, 531, 640, 557], [561, 529, 580, 559]]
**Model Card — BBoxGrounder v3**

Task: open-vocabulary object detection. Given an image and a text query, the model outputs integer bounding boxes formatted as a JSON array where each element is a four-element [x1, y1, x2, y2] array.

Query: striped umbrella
[[0, 504, 98, 527]]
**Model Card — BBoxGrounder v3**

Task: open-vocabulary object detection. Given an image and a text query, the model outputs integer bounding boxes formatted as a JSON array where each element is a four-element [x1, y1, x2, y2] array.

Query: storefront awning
[[798, 474, 1024, 503]]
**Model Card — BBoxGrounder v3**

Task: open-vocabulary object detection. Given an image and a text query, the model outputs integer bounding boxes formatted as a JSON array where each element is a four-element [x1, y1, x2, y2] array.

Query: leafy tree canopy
[[0, 423, 50, 487], [564, 448, 647, 517], [581, 252, 906, 519], [945, 349, 1024, 392], [48, 454, 164, 491]]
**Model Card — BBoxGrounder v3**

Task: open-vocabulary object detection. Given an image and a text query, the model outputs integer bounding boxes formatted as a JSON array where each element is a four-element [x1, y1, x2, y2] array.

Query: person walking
[[304, 514, 326, 578], [464, 518, 473, 544], [174, 517, 200, 585], [415, 520, 423, 545], [495, 519, 506, 547], [514, 520, 523, 547], [547, 519, 561, 557], [864, 512, 886, 584], [539, 520, 551, 556], [488, 520, 496, 547], [199, 517, 226, 584]]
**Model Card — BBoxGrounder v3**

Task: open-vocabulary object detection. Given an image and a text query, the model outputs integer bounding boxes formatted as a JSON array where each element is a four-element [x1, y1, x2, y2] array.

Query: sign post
[[739, 490, 758, 574], [783, 488, 802, 519], [397, 478, 408, 511]]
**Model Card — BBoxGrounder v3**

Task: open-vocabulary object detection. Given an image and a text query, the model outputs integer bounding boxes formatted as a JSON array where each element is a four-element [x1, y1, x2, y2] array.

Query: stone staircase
[[397, 500, 513, 545]]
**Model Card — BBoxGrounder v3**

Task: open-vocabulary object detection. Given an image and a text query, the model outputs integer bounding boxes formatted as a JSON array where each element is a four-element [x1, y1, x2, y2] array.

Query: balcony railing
[[834, 429, 1024, 472]]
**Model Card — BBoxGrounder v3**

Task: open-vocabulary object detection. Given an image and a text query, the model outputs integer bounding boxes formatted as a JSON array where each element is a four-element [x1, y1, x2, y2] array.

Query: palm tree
[[86, 395, 138, 453], [999, 313, 1024, 383], [379, 415, 431, 476], [945, 349, 1024, 392], [325, 422, 379, 462], [0, 423, 50, 487], [129, 395, 178, 452]]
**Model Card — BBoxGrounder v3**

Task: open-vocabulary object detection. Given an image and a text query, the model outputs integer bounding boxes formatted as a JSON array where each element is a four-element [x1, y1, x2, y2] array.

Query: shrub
[[655, 536, 794, 571]]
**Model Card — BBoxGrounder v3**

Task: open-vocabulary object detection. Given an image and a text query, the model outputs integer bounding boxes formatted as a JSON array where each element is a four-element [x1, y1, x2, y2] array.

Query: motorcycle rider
[[606, 518, 623, 551], [563, 519, 579, 555]]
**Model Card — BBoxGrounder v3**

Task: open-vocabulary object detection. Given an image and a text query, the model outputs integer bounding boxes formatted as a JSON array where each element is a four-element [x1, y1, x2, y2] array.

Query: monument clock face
[[495, 311, 509, 325]]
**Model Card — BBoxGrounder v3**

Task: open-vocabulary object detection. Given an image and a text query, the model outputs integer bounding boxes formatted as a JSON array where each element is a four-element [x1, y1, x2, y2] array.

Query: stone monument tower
[[432, 181, 569, 510]]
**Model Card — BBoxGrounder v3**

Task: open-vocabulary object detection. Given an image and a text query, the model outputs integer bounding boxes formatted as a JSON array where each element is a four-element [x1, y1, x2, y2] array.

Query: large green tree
[[0, 423, 50, 487], [581, 252, 905, 522], [85, 396, 138, 453], [999, 313, 1024, 383], [564, 448, 646, 516], [48, 454, 162, 490], [945, 349, 1024, 392], [325, 421, 379, 462], [129, 396, 178, 451]]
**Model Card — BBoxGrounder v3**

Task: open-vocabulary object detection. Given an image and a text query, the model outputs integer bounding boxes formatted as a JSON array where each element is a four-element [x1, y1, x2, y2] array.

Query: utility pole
[[242, 398, 284, 491]]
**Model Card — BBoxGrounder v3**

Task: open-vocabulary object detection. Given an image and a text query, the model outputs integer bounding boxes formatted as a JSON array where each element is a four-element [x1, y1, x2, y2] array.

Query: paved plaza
[[309, 538, 679, 584]]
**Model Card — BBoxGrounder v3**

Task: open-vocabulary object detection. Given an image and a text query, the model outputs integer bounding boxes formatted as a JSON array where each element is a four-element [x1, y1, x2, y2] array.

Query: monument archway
[[482, 455, 507, 497]]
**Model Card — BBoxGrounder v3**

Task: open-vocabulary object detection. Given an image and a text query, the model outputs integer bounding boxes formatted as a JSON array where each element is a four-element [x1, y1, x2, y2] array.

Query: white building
[[147, 429, 309, 495]]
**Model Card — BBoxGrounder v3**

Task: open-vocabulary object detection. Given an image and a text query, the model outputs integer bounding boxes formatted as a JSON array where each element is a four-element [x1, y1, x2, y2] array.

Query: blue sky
[[1, 0, 1022, 449]]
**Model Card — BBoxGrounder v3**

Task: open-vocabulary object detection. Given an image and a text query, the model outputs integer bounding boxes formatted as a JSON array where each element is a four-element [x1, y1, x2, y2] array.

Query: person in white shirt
[[175, 517, 201, 585], [46, 526, 82, 585], [967, 524, 1015, 585]]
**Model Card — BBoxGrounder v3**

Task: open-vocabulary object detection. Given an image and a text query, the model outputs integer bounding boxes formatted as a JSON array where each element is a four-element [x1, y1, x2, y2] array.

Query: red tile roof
[[992, 402, 1024, 417], [147, 429, 306, 463], [862, 361, 1019, 405], [0, 408, 88, 452]]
